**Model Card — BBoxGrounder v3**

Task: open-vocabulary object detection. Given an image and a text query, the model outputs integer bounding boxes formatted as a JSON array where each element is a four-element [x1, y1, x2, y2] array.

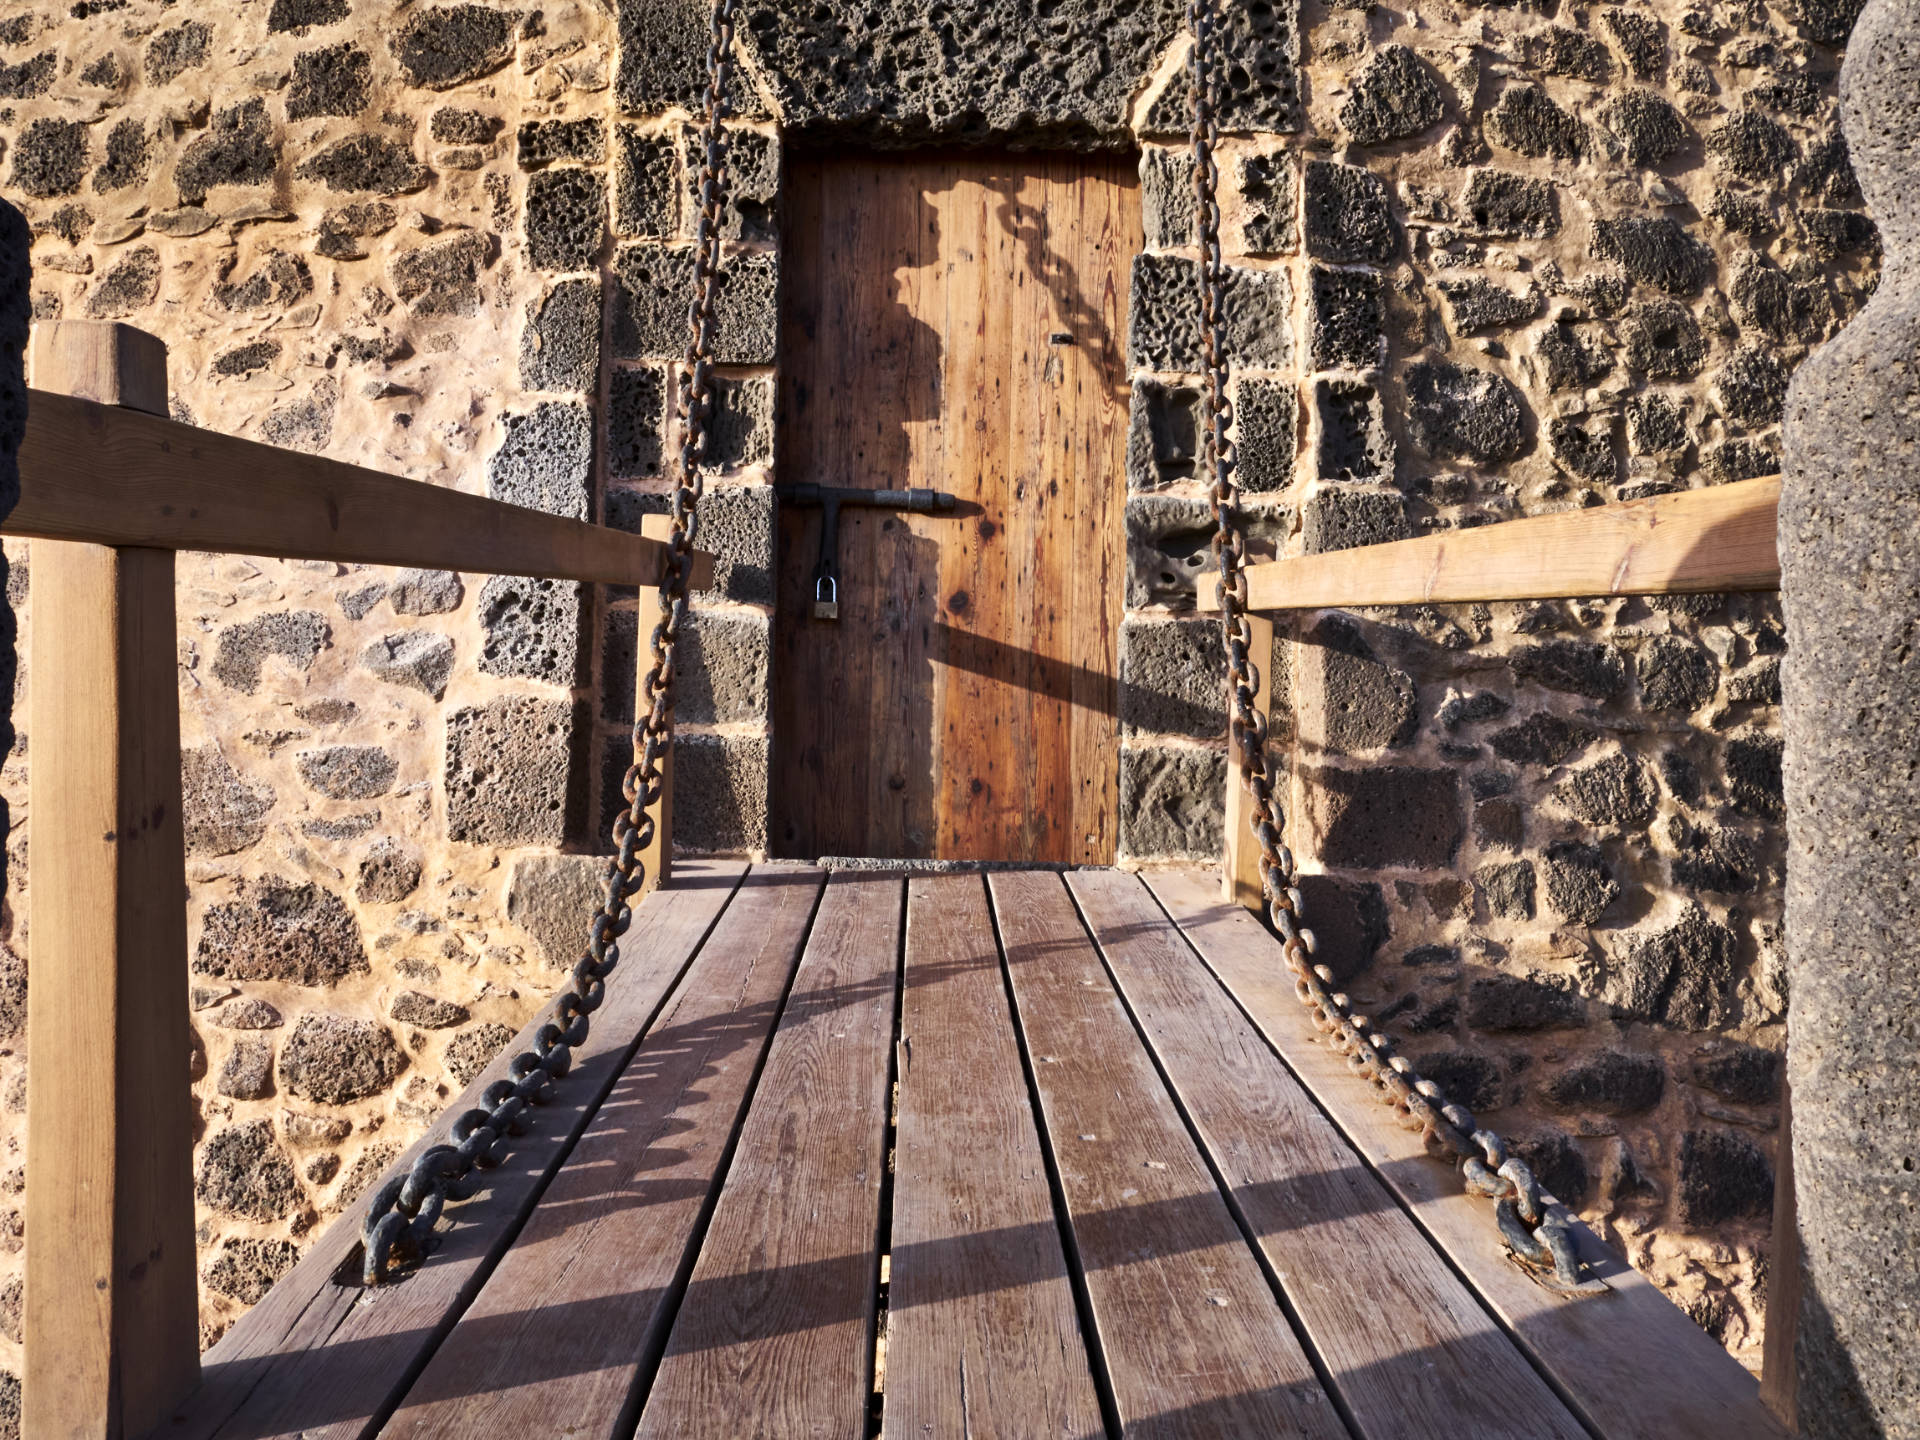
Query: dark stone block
[[260, 375, 339, 454], [269, 0, 350, 33], [1603, 88, 1686, 167], [1668, 816, 1760, 893], [1297, 874, 1389, 984], [602, 608, 769, 726], [1235, 377, 1295, 494], [1125, 495, 1214, 609], [1603, 9, 1666, 79], [1591, 217, 1715, 296], [1560, 752, 1659, 826], [445, 695, 589, 846], [94, 118, 151, 194], [195, 879, 369, 985], [1339, 44, 1444, 144], [1714, 345, 1790, 427], [1412, 1050, 1501, 1111], [391, 991, 469, 1028], [612, 245, 777, 364], [11, 118, 88, 199], [1692, 1044, 1781, 1105], [1308, 765, 1463, 869], [1458, 169, 1559, 238], [1729, 253, 1832, 344], [1708, 108, 1797, 181], [288, 42, 373, 119], [205, 1237, 300, 1305], [391, 4, 516, 89], [1487, 84, 1585, 159], [390, 569, 463, 615], [1537, 324, 1612, 393], [279, 1013, 405, 1105], [614, 126, 681, 238], [1661, 748, 1703, 804], [1466, 973, 1586, 1031], [1724, 733, 1783, 819], [607, 485, 774, 605], [616, 0, 711, 114], [1475, 798, 1523, 850], [1528, 24, 1611, 81], [1542, 840, 1620, 923], [1129, 254, 1291, 372], [525, 167, 607, 272], [1512, 639, 1629, 699], [1303, 160, 1394, 263], [1301, 488, 1408, 555], [1439, 276, 1538, 334], [210, 339, 283, 380], [1476, 859, 1535, 919], [1141, 147, 1195, 251], [1636, 635, 1717, 712], [1608, 905, 1737, 1027], [488, 400, 593, 520], [1705, 438, 1782, 484], [1627, 392, 1690, 453], [0, 52, 54, 100], [295, 745, 397, 800], [1515, 1131, 1590, 1206], [1800, 208, 1880, 261], [666, 732, 768, 853], [1677, 1129, 1773, 1225], [1305, 615, 1417, 751], [520, 277, 601, 394], [1120, 744, 1226, 859], [182, 746, 275, 857], [507, 854, 603, 968], [518, 118, 606, 169], [1621, 298, 1708, 378], [1307, 266, 1384, 373], [84, 245, 161, 320], [478, 575, 585, 686], [217, 1037, 276, 1100], [1126, 377, 1201, 491], [1545, 1052, 1664, 1115], [1547, 415, 1616, 484], [357, 838, 423, 904], [216, 249, 314, 312], [683, 127, 779, 243], [212, 610, 331, 693], [1404, 358, 1526, 463], [297, 135, 429, 196], [608, 365, 666, 480], [1237, 151, 1295, 255], [1119, 617, 1225, 737], [146, 20, 211, 85], [430, 107, 500, 144], [1490, 711, 1598, 765], [1144, 0, 1298, 133], [1314, 379, 1392, 482], [196, 1121, 301, 1221], [704, 374, 774, 469]]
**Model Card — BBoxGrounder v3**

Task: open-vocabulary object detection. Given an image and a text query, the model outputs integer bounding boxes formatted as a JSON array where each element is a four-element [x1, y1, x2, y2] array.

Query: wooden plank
[[1222, 610, 1274, 910], [1066, 870, 1587, 1440], [25, 321, 200, 1440], [157, 863, 749, 1440], [883, 874, 1104, 1438], [1760, 1079, 1800, 1430], [1143, 869, 1795, 1440], [633, 871, 902, 1438], [380, 865, 827, 1439], [9, 387, 713, 590], [987, 870, 1344, 1438], [635, 512, 676, 894], [1198, 476, 1781, 612]]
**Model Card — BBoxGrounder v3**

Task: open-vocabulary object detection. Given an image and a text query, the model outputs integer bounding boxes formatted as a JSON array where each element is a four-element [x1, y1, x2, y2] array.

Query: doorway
[[771, 152, 1140, 863]]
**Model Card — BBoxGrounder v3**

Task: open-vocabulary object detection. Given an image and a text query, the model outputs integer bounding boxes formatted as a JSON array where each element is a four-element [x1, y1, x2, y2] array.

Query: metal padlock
[[812, 573, 839, 622]]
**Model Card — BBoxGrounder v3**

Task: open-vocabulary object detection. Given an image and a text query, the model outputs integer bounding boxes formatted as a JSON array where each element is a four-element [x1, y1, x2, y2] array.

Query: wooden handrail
[[1199, 477, 1780, 612], [8, 386, 714, 590]]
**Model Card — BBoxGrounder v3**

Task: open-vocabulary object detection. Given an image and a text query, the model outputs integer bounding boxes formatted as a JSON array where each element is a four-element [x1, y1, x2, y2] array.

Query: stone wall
[[0, 0, 1877, 1399]]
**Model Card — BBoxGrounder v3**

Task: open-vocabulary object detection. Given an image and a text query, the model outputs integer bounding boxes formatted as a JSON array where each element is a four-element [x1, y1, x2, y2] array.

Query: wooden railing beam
[[1199, 477, 1780, 613], [1222, 612, 1274, 911], [634, 514, 676, 895]]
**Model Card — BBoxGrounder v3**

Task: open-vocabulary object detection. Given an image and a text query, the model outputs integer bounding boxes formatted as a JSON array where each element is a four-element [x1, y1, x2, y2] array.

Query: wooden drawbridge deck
[[154, 865, 1783, 1440]]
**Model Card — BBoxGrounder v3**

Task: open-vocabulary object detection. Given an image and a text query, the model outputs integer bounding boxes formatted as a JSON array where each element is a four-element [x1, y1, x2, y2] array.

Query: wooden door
[[773, 152, 1138, 863]]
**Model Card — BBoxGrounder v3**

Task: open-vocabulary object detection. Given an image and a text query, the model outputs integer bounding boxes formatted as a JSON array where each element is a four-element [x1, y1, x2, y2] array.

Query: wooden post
[[1760, 1079, 1801, 1431], [635, 513, 676, 893], [24, 322, 200, 1438], [1222, 612, 1275, 910]]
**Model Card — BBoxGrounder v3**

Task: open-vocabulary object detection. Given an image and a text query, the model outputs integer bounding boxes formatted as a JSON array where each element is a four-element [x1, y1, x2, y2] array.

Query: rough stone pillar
[[1779, 1, 1920, 1432]]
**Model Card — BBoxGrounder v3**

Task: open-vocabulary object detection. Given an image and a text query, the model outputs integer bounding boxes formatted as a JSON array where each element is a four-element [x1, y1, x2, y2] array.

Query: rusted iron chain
[[1187, 0, 1603, 1296], [359, 0, 741, 1285]]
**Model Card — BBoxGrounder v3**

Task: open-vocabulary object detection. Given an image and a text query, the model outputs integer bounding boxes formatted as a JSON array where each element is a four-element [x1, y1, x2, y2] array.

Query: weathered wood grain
[[772, 155, 1133, 862], [381, 865, 827, 1439], [988, 870, 1344, 1439], [153, 863, 748, 1440], [884, 874, 1104, 1439], [1066, 870, 1586, 1440], [632, 871, 902, 1439], [1143, 868, 1794, 1440], [1221, 611, 1274, 911], [1198, 476, 1781, 612], [634, 512, 677, 894], [8, 388, 713, 589]]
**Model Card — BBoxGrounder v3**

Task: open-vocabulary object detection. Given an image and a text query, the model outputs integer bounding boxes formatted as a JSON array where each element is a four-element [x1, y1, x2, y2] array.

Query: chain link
[[359, 0, 742, 1286], [1187, 0, 1603, 1296]]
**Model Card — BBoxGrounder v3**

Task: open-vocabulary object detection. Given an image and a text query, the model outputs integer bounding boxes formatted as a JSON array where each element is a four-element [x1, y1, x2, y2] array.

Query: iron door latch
[[780, 483, 958, 620]]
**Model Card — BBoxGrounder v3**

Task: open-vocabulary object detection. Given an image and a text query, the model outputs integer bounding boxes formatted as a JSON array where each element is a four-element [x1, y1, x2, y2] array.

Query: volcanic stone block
[[1547, 415, 1616, 484], [204, 1237, 301, 1305], [391, 4, 516, 89], [1409, 1050, 1501, 1112], [262, 377, 339, 453], [430, 107, 498, 144], [1676, 1129, 1773, 1225], [1119, 744, 1226, 860], [704, 374, 774, 469], [508, 853, 604, 968], [217, 1038, 275, 1100], [1606, 905, 1737, 1027], [361, 630, 456, 699], [176, 98, 278, 204], [1294, 875, 1389, 983], [389, 569, 463, 615], [390, 231, 494, 317], [1404, 357, 1526, 462], [518, 118, 607, 169], [1621, 298, 1709, 378], [1486, 84, 1585, 159], [1511, 640, 1629, 700], [1126, 377, 1201, 491], [1235, 377, 1296, 494], [1692, 1044, 1781, 1105], [295, 745, 398, 800], [1466, 973, 1586, 1031], [520, 277, 602, 393], [1297, 615, 1417, 752], [211, 610, 331, 693], [1301, 488, 1408, 555], [215, 249, 314, 313], [614, 126, 681, 238], [182, 745, 275, 856], [608, 366, 666, 480], [612, 245, 777, 364], [488, 400, 593, 520], [1592, 217, 1715, 296], [1339, 44, 1444, 144], [297, 135, 429, 196], [1129, 254, 1291, 372], [1458, 169, 1560, 238], [1635, 635, 1717, 713], [287, 41, 373, 119], [357, 838, 423, 904], [94, 119, 152, 195], [1560, 753, 1659, 828], [1668, 817, 1760, 893], [1603, 88, 1687, 167], [478, 575, 586, 686], [1724, 733, 1783, 819], [196, 1120, 301, 1221], [1714, 345, 1791, 427], [1314, 379, 1393, 482], [1544, 1052, 1665, 1115], [1303, 160, 1394, 263], [601, 609, 769, 726], [391, 991, 469, 1028], [195, 880, 369, 986], [83, 245, 160, 320], [445, 695, 588, 846], [1514, 1131, 1590, 1206], [1237, 151, 1297, 255], [145, 20, 210, 84], [1141, 147, 1195, 251], [1304, 765, 1464, 869], [1542, 840, 1620, 923], [1438, 276, 1538, 334], [1307, 267, 1385, 373], [1627, 393, 1690, 454], [1476, 860, 1535, 919], [0, 51, 53, 100], [525, 168, 607, 272], [1118, 618, 1225, 738], [606, 484, 774, 605], [1603, 9, 1667, 78], [1708, 107, 1797, 182], [279, 1014, 406, 1105], [617, 0, 717, 114], [683, 127, 779, 243], [666, 732, 768, 854]]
